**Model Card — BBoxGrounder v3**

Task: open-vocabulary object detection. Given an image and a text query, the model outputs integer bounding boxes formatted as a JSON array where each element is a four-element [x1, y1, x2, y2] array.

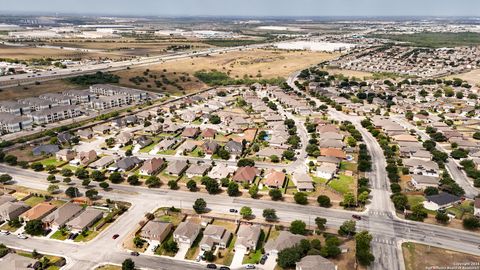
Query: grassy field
[[445, 69, 480, 87], [373, 32, 480, 48], [328, 174, 355, 195], [403, 242, 480, 270], [0, 44, 119, 60], [95, 265, 121, 270], [23, 196, 46, 207], [0, 79, 76, 101]]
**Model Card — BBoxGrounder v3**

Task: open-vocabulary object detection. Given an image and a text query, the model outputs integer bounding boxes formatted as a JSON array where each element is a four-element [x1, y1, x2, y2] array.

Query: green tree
[[127, 175, 139, 185], [193, 198, 207, 213], [122, 258, 135, 270], [342, 192, 356, 208], [145, 176, 160, 187], [91, 170, 105, 182], [290, 220, 307, 235], [168, 180, 178, 190], [209, 114, 221, 124], [463, 216, 480, 230], [61, 168, 73, 177], [204, 251, 215, 262], [240, 206, 252, 219], [47, 184, 59, 194], [263, 208, 277, 221], [391, 193, 408, 211], [248, 185, 258, 198], [227, 181, 239, 196], [75, 168, 89, 179], [315, 217, 327, 231], [269, 188, 282, 200], [435, 212, 450, 224], [186, 180, 197, 191], [294, 192, 308, 205], [0, 174, 12, 184], [99, 182, 109, 189], [31, 162, 44, 171], [282, 150, 295, 161], [358, 191, 369, 205], [24, 220, 44, 236], [109, 172, 123, 183], [203, 177, 220, 194], [277, 247, 301, 268], [237, 159, 255, 167], [65, 187, 79, 198], [355, 231, 374, 266], [338, 220, 356, 236], [85, 189, 98, 199], [163, 239, 179, 253]]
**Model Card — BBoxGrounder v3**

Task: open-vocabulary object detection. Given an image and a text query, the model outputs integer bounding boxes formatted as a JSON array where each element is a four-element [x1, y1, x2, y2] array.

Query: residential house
[[410, 150, 432, 161], [224, 140, 243, 156], [411, 174, 440, 190], [111, 156, 143, 172], [79, 150, 97, 166], [157, 138, 177, 151], [135, 136, 153, 148], [43, 202, 84, 230], [88, 156, 115, 170], [56, 149, 76, 162], [202, 140, 220, 155], [0, 201, 30, 221], [186, 163, 211, 178], [263, 169, 286, 189], [0, 253, 41, 270], [139, 158, 165, 176], [199, 224, 232, 251], [296, 255, 336, 270], [320, 148, 346, 160], [66, 208, 104, 233], [177, 140, 198, 153], [32, 144, 59, 156], [207, 164, 237, 179], [181, 127, 200, 139], [264, 231, 306, 255], [292, 172, 314, 192], [166, 160, 189, 176], [256, 147, 284, 159], [92, 124, 110, 134], [77, 129, 93, 140], [316, 163, 338, 180], [232, 166, 259, 184], [57, 132, 74, 145], [20, 202, 56, 222], [403, 159, 439, 177], [316, 156, 341, 166], [140, 220, 173, 244], [423, 193, 462, 211], [235, 224, 261, 253], [173, 220, 201, 246], [201, 128, 216, 139], [117, 132, 133, 145]]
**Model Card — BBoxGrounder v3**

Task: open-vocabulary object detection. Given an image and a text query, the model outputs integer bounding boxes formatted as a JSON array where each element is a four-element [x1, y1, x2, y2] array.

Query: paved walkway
[[230, 248, 246, 268]]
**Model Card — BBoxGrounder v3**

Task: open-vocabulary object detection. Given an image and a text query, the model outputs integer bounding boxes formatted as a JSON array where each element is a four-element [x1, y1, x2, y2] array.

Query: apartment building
[[29, 105, 82, 124]]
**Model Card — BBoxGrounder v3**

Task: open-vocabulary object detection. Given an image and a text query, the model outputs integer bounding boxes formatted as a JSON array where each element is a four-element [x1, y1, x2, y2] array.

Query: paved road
[[391, 115, 479, 198]]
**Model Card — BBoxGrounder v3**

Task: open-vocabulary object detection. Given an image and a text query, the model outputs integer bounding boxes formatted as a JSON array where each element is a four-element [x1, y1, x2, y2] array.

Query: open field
[[324, 67, 373, 79], [0, 79, 76, 101], [402, 242, 480, 270], [445, 68, 480, 87], [373, 32, 480, 48]]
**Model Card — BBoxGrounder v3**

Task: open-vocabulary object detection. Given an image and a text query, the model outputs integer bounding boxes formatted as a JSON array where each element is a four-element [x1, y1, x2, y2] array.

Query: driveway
[[263, 254, 277, 270], [230, 248, 246, 269], [174, 243, 190, 260]]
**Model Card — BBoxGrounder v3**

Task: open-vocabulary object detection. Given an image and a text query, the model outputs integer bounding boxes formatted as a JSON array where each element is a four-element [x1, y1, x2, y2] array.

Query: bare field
[[0, 44, 127, 60], [132, 49, 340, 79], [0, 80, 76, 101], [445, 68, 480, 87], [325, 68, 373, 79], [402, 242, 480, 270]]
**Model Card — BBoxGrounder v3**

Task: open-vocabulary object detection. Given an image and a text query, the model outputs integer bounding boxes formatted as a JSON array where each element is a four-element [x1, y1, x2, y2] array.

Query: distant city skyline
[[2, 0, 480, 17]]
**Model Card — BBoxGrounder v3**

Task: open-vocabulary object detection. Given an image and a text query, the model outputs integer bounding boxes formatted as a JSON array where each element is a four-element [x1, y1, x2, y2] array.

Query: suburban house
[[140, 220, 173, 244], [410, 174, 440, 190], [320, 148, 347, 160], [117, 131, 134, 145], [92, 124, 110, 134], [79, 150, 97, 166], [42, 202, 84, 230], [423, 193, 462, 211], [57, 132, 74, 144], [316, 163, 338, 180], [56, 149, 76, 162], [77, 129, 94, 140], [173, 220, 202, 246], [263, 169, 286, 189], [111, 156, 143, 172], [224, 140, 243, 156], [66, 208, 104, 233], [32, 144, 59, 156], [166, 160, 189, 176], [256, 147, 284, 159], [207, 164, 237, 179], [403, 159, 439, 177], [199, 224, 232, 251], [157, 138, 178, 150], [88, 156, 116, 170], [232, 166, 259, 184], [135, 135, 153, 148], [317, 156, 341, 166], [181, 127, 200, 139], [20, 202, 56, 222], [0, 201, 30, 221], [296, 255, 336, 270], [292, 172, 314, 192], [139, 158, 165, 176], [0, 253, 41, 270], [202, 140, 220, 155], [177, 140, 198, 153], [185, 163, 211, 178], [264, 231, 306, 255], [201, 128, 216, 139], [235, 224, 261, 253]]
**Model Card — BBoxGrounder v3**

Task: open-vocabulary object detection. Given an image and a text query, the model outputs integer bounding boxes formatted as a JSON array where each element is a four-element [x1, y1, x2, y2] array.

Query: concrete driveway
[[263, 254, 277, 270], [174, 243, 190, 259], [230, 248, 246, 269]]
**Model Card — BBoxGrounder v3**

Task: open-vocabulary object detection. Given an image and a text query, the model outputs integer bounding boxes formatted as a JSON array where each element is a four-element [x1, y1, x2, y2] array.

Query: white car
[[17, 233, 28, 239], [245, 265, 256, 269], [0, 230, 10, 235]]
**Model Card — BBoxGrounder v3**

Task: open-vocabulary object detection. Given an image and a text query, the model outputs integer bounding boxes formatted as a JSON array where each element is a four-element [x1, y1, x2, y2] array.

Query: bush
[[269, 188, 283, 200], [290, 220, 307, 235], [317, 195, 331, 207], [294, 192, 308, 205]]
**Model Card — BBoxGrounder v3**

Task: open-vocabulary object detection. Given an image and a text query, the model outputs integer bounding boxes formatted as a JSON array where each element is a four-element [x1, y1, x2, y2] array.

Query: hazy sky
[[2, 0, 480, 17]]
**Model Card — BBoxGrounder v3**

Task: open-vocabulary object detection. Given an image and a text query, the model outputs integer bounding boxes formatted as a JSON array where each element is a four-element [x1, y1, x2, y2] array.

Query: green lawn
[[23, 196, 46, 207], [185, 232, 203, 260], [39, 157, 64, 167], [340, 161, 358, 172], [74, 230, 99, 242], [0, 223, 21, 232], [446, 201, 473, 219], [158, 149, 176, 155], [139, 138, 162, 153], [122, 145, 133, 151], [243, 249, 263, 264], [155, 233, 176, 257], [407, 195, 425, 208], [312, 176, 327, 185], [50, 230, 69, 240], [188, 147, 205, 157], [327, 174, 354, 195]]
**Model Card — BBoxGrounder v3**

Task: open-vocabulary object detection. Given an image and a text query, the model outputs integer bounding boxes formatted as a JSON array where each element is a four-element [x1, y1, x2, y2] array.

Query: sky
[[2, 0, 480, 17]]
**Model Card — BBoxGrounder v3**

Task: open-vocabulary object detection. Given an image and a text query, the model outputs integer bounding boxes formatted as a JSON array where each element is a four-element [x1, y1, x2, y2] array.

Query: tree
[[473, 132, 480, 140], [127, 175, 139, 185], [65, 187, 79, 198], [277, 247, 302, 268], [186, 180, 197, 191], [61, 168, 73, 177], [31, 162, 44, 171], [133, 236, 146, 248], [409, 204, 428, 222], [203, 177, 220, 194], [390, 183, 401, 193], [294, 192, 308, 205], [355, 231, 374, 266], [422, 140, 436, 151], [338, 220, 356, 237], [125, 149, 132, 156], [358, 191, 369, 205], [263, 208, 277, 221], [75, 168, 89, 179], [0, 174, 12, 184], [168, 180, 178, 190], [85, 189, 98, 199], [193, 198, 207, 213], [91, 170, 105, 182], [163, 239, 179, 253], [109, 172, 123, 183], [4, 155, 17, 166], [99, 182, 109, 189], [391, 193, 408, 211], [217, 148, 230, 160], [240, 206, 252, 219], [463, 216, 480, 230], [47, 174, 56, 182], [451, 148, 468, 159], [248, 185, 258, 198], [47, 184, 59, 194], [45, 164, 57, 173], [317, 195, 331, 207], [227, 181, 239, 196], [237, 159, 255, 167], [342, 192, 356, 208], [270, 155, 280, 163], [82, 179, 91, 187], [63, 177, 72, 184], [315, 217, 327, 231], [290, 220, 307, 235], [269, 188, 282, 200], [435, 212, 450, 224], [282, 150, 295, 161], [24, 220, 44, 236], [122, 258, 135, 270], [424, 186, 439, 196], [209, 114, 221, 124], [204, 251, 215, 262], [145, 176, 160, 187]]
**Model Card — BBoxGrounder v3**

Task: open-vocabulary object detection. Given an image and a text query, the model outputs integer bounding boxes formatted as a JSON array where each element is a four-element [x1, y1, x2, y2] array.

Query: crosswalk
[[372, 237, 397, 246]]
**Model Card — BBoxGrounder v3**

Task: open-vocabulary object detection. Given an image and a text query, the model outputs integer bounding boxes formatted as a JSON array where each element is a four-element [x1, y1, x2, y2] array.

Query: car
[[112, 234, 119, 239], [131, 251, 139, 256], [352, 214, 362, 220], [260, 254, 268, 264], [17, 234, 28, 239], [229, 209, 238, 213], [206, 264, 217, 269], [219, 267, 230, 270], [0, 230, 10, 236], [245, 265, 256, 269]]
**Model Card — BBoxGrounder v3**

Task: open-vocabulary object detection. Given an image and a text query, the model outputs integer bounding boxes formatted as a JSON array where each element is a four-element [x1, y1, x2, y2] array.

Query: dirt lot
[[324, 67, 373, 79], [445, 68, 480, 87], [403, 242, 480, 270], [0, 79, 77, 101]]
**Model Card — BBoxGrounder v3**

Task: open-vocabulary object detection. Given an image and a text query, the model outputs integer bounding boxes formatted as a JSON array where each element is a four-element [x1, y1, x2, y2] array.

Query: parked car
[[219, 267, 230, 270], [131, 251, 139, 256], [0, 230, 10, 236], [206, 264, 217, 269], [68, 233, 78, 240], [112, 234, 120, 239], [17, 233, 28, 239], [352, 214, 362, 220], [229, 209, 238, 213], [260, 254, 268, 265], [245, 265, 256, 269]]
